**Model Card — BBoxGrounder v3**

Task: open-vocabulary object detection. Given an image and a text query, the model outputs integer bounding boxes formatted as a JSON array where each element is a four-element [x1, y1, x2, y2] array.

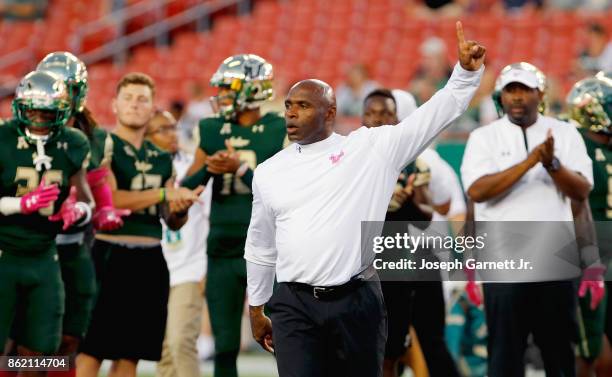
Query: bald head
[[284, 79, 337, 144], [289, 79, 336, 108]]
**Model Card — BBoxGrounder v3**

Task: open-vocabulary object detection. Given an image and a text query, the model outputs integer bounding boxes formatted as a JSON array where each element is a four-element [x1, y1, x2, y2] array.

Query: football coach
[[245, 22, 485, 377]]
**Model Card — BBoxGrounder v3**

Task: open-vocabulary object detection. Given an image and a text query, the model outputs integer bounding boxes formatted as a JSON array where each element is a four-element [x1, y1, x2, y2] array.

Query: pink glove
[[87, 167, 112, 207], [93, 206, 131, 231], [579, 265, 606, 310], [86, 167, 108, 186], [86, 167, 131, 231], [464, 268, 483, 307], [48, 186, 86, 231], [21, 178, 60, 214]]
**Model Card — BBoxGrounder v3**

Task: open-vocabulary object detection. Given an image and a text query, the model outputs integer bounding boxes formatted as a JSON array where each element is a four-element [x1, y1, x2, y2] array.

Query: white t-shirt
[[162, 152, 212, 287], [245, 64, 483, 304]]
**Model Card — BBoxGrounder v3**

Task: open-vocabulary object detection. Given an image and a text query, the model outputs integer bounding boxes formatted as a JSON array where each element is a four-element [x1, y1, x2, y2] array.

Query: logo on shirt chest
[[227, 136, 250, 148], [135, 161, 153, 173], [329, 150, 345, 165], [220, 123, 232, 135]]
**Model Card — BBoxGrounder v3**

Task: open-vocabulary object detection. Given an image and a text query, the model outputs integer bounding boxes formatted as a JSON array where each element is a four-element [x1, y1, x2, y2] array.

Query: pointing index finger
[[456, 21, 466, 46]]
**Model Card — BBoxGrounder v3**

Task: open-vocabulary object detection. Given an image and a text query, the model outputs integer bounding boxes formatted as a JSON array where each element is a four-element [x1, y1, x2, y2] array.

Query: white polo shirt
[[461, 115, 593, 281], [461, 114, 593, 221], [245, 64, 482, 303]]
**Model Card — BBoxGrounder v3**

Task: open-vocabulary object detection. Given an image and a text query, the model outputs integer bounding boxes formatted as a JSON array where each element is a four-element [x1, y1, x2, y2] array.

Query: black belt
[[287, 278, 366, 300]]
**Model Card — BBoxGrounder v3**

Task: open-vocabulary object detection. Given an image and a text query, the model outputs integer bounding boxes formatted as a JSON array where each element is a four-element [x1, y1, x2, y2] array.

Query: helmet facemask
[[567, 76, 612, 135], [13, 99, 71, 132], [12, 70, 72, 157], [210, 54, 274, 121]]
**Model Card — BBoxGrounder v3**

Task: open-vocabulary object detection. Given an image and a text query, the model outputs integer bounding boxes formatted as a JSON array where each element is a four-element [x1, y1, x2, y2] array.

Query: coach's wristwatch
[[544, 157, 561, 172]]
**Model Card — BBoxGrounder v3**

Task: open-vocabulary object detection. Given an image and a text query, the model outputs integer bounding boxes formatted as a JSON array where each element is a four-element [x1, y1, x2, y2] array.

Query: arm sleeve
[[239, 168, 254, 190], [100, 131, 114, 167], [180, 166, 212, 189], [197, 119, 207, 152], [244, 174, 277, 267], [370, 63, 484, 172], [247, 261, 276, 306], [69, 133, 92, 175], [448, 172, 467, 218], [561, 125, 593, 187], [245, 174, 278, 305], [460, 130, 497, 193], [419, 152, 452, 206]]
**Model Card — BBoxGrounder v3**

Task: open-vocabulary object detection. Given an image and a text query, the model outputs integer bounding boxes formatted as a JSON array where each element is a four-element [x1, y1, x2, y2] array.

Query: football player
[[567, 73, 612, 377], [21, 52, 130, 377], [76, 73, 203, 377], [182, 54, 286, 377], [0, 70, 94, 376]]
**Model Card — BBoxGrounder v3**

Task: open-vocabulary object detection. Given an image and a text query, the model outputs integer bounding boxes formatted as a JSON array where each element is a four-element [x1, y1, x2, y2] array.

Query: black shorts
[[80, 240, 169, 361], [380, 281, 415, 358]]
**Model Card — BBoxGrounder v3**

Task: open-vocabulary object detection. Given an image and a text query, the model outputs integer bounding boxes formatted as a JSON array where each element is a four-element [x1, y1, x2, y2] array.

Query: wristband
[[159, 188, 166, 203], [0, 197, 22, 216], [75, 202, 93, 226]]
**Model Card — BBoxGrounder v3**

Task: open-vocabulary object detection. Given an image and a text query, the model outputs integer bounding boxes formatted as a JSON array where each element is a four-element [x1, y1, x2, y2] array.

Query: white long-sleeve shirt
[[245, 63, 483, 305]]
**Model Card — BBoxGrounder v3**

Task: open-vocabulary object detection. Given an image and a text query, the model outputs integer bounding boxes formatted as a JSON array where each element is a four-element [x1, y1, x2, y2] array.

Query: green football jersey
[[580, 128, 612, 221], [100, 133, 173, 239], [0, 120, 90, 255], [198, 112, 286, 256]]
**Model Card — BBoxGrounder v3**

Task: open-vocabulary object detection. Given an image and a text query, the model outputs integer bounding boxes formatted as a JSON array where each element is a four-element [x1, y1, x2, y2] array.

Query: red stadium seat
[[0, 0, 601, 121]]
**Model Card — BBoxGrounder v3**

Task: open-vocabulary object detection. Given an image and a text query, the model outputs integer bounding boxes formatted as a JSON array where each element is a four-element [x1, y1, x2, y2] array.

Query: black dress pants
[[412, 281, 461, 377], [267, 280, 387, 377], [483, 281, 577, 377]]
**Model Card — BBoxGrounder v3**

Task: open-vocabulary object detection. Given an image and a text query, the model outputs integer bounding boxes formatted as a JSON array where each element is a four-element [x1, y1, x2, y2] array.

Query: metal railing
[[0, 49, 37, 98], [70, 0, 173, 54], [79, 0, 244, 65]]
